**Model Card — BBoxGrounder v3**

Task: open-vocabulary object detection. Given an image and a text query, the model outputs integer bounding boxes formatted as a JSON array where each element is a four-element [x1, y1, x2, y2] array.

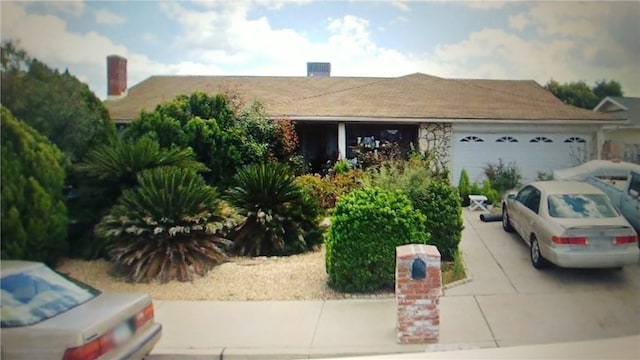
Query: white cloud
[[141, 32, 159, 44], [41, 0, 85, 17], [2, 0, 638, 100], [432, 19, 639, 96], [94, 9, 126, 25], [528, 2, 612, 38], [0, 2, 198, 98], [168, 61, 226, 75], [391, 1, 410, 12], [508, 13, 529, 31], [461, 1, 507, 10], [434, 28, 578, 81]]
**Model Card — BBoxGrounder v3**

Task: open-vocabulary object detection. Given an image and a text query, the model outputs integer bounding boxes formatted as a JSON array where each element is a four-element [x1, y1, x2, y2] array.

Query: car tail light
[[134, 303, 154, 330], [63, 334, 113, 360], [62, 304, 153, 360], [615, 235, 638, 244], [552, 236, 587, 245]]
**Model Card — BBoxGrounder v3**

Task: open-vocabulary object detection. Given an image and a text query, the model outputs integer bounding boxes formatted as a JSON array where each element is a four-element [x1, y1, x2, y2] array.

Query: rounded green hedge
[[325, 187, 429, 292], [406, 181, 463, 261]]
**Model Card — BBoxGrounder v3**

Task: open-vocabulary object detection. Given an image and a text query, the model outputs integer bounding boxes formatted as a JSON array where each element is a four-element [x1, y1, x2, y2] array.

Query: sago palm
[[78, 136, 208, 188], [226, 163, 322, 256], [96, 166, 236, 283]]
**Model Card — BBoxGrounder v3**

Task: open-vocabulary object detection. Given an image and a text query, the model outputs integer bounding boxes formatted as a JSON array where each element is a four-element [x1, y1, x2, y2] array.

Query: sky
[[2, 1, 639, 100]]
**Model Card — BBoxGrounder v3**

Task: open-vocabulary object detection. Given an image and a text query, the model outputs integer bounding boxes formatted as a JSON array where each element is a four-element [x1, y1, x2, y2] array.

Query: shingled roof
[[105, 73, 616, 122]]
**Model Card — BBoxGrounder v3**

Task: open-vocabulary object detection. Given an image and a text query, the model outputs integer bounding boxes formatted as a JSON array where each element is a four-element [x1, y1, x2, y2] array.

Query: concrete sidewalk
[[149, 210, 640, 359]]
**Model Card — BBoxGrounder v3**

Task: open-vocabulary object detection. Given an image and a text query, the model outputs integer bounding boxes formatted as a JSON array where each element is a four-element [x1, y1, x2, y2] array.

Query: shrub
[[296, 174, 335, 211], [470, 181, 483, 197], [326, 187, 428, 292], [1, 107, 69, 266], [406, 181, 463, 261], [457, 169, 471, 206], [536, 171, 553, 181], [483, 159, 523, 195], [481, 180, 500, 206], [330, 169, 365, 205], [359, 159, 462, 260], [362, 157, 434, 192], [333, 159, 352, 174], [237, 103, 300, 166], [96, 167, 234, 283], [226, 163, 322, 256], [69, 137, 209, 259]]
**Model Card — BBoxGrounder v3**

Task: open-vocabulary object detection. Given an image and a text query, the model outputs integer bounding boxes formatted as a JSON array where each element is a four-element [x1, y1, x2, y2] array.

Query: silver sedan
[[502, 181, 639, 269], [1, 260, 162, 359]]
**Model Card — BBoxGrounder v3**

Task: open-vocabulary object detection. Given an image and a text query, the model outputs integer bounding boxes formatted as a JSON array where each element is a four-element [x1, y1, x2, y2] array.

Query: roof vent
[[307, 62, 331, 77]]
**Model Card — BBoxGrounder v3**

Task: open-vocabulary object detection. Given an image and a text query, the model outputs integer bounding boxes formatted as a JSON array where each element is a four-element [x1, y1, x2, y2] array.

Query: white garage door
[[452, 133, 591, 186]]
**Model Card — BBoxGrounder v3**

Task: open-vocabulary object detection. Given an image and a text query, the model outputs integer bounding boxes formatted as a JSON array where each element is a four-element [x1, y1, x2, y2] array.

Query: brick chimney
[[107, 55, 127, 99]]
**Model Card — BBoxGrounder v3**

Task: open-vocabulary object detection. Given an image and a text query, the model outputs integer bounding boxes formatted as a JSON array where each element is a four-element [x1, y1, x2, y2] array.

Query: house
[[593, 96, 640, 164], [104, 56, 623, 185]]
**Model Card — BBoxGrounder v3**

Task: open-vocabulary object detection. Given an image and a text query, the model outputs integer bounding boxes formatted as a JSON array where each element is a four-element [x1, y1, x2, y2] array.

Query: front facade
[[594, 96, 640, 164], [104, 60, 621, 185]]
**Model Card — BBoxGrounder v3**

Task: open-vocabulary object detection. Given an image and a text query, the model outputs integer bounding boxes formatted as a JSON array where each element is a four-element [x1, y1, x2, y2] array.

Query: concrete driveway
[[148, 209, 639, 359], [444, 209, 640, 347]]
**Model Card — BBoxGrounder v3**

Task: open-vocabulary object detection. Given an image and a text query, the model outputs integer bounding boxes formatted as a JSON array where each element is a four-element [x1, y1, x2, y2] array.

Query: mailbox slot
[[411, 258, 426, 279]]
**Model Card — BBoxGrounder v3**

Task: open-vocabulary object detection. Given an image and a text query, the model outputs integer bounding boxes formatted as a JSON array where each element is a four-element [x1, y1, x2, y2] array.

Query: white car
[[1, 260, 162, 359], [502, 181, 639, 269]]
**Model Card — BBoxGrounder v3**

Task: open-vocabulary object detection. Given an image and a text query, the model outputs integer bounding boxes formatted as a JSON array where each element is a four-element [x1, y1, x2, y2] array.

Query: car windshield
[[547, 194, 619, 218], [1, 265, 100, 328]]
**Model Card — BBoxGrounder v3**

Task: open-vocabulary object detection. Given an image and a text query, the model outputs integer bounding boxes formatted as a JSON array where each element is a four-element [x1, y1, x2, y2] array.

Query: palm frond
[[225, 163, 321, 256], [77, 137, 208, 185], [96, 166, 235, 283]]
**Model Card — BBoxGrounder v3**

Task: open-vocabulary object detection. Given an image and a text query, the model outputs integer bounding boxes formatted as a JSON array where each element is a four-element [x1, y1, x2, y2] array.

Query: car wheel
[[502, 207, 514, 232], [530, 236, 548, 270]]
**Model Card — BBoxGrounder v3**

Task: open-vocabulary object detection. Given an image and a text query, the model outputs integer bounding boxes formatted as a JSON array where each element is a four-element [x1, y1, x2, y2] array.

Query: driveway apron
[[452, 210, 640, 347]]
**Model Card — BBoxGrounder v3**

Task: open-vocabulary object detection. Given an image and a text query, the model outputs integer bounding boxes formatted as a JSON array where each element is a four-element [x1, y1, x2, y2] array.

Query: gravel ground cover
[[56, 246, 395, 301]]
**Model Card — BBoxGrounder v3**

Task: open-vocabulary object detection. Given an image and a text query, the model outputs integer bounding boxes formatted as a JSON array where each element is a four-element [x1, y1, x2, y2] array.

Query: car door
[[620, 171, 640, 233], [518, 187, 542, 244], [510, 186, 536, 239]]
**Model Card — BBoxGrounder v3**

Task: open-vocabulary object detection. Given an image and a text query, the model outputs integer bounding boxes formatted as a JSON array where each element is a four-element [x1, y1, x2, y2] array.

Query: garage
[[452, 132, 592, 185]]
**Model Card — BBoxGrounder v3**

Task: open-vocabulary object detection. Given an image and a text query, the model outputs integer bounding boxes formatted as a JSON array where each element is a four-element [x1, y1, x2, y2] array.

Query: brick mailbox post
[[395, 244, 441, 344]]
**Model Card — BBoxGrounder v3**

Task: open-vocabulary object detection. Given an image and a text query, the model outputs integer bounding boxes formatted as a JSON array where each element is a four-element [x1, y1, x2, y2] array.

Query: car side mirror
[[630, 189, 639, 199]]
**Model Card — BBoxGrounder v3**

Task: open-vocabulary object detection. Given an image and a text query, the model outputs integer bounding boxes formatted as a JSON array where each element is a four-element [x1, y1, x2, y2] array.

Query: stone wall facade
[[418, 123, 452, 175]]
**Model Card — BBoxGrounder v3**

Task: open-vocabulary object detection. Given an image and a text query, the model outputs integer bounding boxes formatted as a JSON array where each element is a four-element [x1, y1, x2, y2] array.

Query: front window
[[547, 194, 619, 218], [1, 265, 100, 328]]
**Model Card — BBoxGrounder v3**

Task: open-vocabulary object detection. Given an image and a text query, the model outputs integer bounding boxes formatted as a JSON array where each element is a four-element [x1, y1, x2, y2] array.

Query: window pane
[[547, 194, 619, 218], [1, 266, 98, 328]]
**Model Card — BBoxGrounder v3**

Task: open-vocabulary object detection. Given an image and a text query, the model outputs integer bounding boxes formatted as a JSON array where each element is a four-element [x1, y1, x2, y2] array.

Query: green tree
[[1, 106, 68, 265], [124, 92, 245, 187], [544, 79, 624, 109], [592, 79, 623, 100], [237, 102, 300, 165], [124, 93, 301, 187], [1, 40, 116, 162]]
